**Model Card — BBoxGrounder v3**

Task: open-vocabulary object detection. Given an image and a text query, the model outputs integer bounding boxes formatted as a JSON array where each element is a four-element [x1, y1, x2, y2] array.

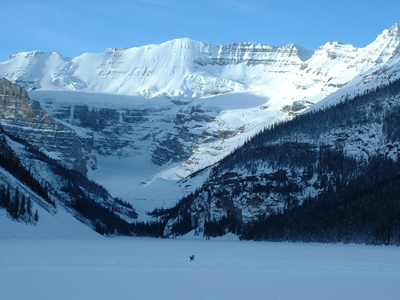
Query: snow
[[0, 237, 399, 300], [0, 160, 99, 239], [0, 166, 101, 239], [87, 154, 185, 220], [0, 205, 101, 239]]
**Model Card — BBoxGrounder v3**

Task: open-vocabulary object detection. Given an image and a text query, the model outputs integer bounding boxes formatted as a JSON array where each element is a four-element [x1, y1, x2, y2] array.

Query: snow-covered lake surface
[[1, 237, 399, 300]]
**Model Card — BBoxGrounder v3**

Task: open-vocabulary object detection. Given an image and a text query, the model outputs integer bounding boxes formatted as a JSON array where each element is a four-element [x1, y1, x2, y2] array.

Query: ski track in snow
[[0, 237, 399, 300]]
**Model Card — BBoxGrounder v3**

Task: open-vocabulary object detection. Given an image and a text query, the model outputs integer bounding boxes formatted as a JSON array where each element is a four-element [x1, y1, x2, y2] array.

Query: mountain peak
[[361, 23, 400, 60], [289, 43, 314, 61], [389, 22, 400, 35], [8, 50, 63, 61], [378, 22, 400, 40]]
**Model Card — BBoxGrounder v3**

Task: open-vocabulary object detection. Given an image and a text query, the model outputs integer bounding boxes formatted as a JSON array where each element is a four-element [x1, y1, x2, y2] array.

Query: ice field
[[1, 237, 399, 300]]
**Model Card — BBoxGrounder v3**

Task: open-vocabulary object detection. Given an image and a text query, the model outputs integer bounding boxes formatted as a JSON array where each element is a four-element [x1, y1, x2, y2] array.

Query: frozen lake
[[1, 237, 399, 300]]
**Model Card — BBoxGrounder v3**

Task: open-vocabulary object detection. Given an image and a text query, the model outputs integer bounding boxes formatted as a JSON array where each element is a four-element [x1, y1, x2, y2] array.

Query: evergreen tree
[[27, 197, 32, 217], [19, 195, 26, 216], [13, 189, 20, 219], [2, 185, 11, 212], [34, 209, 39, 222]]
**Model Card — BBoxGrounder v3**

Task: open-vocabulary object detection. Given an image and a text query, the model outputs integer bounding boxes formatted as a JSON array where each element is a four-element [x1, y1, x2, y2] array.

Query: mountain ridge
[[1, 24, 400, 236]]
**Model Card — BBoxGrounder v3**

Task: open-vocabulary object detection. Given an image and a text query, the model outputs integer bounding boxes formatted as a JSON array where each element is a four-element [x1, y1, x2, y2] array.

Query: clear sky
[[1, 0, 399, 61]]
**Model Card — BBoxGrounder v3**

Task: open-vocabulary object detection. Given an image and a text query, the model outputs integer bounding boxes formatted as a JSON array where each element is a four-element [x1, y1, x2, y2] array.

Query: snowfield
[[1, 237, 399, 300]]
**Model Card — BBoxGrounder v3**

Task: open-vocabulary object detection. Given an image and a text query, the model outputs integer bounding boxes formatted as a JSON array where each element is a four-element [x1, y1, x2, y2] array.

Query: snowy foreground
[[0, 237, 399, 300]]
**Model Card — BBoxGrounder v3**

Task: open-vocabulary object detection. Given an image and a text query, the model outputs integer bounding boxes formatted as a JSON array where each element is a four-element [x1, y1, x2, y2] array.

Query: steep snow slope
[[0, 159, 102, 239], [0, 200, 102, 238]]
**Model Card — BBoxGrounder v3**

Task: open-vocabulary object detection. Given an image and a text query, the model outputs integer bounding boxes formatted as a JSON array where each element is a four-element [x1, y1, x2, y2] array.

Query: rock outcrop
[[0, 78, 88, 173]]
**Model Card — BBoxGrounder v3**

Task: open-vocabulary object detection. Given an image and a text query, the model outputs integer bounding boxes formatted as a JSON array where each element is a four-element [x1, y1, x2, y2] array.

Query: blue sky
[[1, 0, 399, 61]]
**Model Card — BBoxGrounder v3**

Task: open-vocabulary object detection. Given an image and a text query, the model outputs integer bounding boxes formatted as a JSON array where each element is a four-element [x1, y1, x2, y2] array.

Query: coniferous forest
[[158, 78, 400, 245], [240, 154, 400, 245]]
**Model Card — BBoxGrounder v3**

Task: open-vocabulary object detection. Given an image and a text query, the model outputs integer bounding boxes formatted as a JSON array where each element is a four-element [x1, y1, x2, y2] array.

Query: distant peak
[[388, 22, 400, 36], [295, 44, 314, 61], [105, 47, 128, 52], [175, 37, 196, 42], [366, 22, 400, 52], [9, 50, 42, 60], [378, 23, 400, 40], [8, 50, 62, 60], [151, 38, 204, 49]]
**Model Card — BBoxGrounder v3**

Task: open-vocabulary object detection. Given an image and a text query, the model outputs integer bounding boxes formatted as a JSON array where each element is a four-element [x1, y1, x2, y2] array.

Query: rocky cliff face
[[37, 93, 222, 168], [0, 79, 88, 173], [193, 42, 313, 66]]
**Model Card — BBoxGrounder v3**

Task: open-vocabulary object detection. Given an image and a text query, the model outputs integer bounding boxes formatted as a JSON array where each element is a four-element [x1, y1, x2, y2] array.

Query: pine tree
[[19, 195, 26, 216], [27, 197, 32, 217], [13, 188, 20, 219], [34, 209, 39, 222], [4, 185, 10, 210]]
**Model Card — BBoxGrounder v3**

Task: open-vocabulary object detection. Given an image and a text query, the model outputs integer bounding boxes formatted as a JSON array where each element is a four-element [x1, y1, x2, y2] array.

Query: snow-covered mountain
[[1, 23, 400, 226], [1, 39, 313, 97], [0, 121, 138, 238], [158, 69, 400, 243]]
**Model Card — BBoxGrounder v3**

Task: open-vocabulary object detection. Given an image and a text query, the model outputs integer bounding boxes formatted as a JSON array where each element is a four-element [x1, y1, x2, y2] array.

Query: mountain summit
[[387, 22, 400, 36], [1, 24, 399, 99], [1, 38, 313, 98]]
